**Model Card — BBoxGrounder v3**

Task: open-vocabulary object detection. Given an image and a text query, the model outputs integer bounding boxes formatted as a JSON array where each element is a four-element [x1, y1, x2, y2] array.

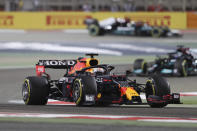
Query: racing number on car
[[96, 77, 103, 83]]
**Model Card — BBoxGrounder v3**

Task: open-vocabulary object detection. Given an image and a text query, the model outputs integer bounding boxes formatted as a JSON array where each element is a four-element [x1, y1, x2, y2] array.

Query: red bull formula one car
[[22, 54, 181, 108]]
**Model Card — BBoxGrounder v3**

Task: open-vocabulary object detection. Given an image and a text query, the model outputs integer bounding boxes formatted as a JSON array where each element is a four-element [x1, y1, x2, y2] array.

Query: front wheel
[[72, 76, 97, 106], [161, 26, 170, 37], [133, 59, 147, 74], [174, 59, 188, 77], [151, 27, 162, 38], [145, 75, 170, 108], [22, 76, 49, 105], [88, 24, 101, 36]]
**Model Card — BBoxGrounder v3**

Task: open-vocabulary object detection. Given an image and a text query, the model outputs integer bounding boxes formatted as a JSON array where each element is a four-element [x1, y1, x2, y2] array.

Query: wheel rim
[[151, 28, 161, 37], [146, 80, 155, 97], [153, 29, 159, 34], [73, 82, 81, 102], [181, 60, 188, 76], [90, 28, 96, 33], [22, 81, 30, 102], [89, 25, 99, 36]]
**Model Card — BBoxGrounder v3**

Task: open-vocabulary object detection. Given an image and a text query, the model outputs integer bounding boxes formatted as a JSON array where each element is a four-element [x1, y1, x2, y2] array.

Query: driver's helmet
[[116, 18, 125, 23], [124, 17, 130, 23], [185, 48, 191, 55], [177, 47, 190, 55], [135, 21, 144, 26]]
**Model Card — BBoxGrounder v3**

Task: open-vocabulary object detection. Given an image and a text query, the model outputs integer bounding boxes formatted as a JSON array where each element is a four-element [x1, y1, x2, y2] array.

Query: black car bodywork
[[131, 46, 197, 77]]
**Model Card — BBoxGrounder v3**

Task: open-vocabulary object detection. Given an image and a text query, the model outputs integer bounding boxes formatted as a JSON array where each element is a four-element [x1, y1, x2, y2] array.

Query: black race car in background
[[22, 54, 180, 108], [84, 17, 183, 37], [130, 46, 197, 77]]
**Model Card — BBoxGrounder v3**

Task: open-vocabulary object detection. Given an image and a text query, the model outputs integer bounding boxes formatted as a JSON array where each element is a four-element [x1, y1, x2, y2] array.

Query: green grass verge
[[181, 96, 197, 105], [0, 117, 197, 128]]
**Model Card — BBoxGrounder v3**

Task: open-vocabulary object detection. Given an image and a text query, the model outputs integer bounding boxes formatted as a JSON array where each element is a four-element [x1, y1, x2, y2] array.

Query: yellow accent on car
[[89, 24, 99, 36], [182, 60, 187, 76], [141, 61, 146, 71], [151, 27, 162, 37], [125, 88, 139, 101], [97, 93, 101, 99], [24, 79, 31, 104], [86, 58, 99, 67], [75, 79, 83, 105], [146, 80, 155, 96]]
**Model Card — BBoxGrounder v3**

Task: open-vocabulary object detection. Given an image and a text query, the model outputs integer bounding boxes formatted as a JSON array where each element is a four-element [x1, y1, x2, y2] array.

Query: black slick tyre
[[151, 27, 162, 37], [161, 26, 169, 37], [145, 75, 170, 108], [88, 24, 100, 36], [22, 76, 49, 105], [72, 76, 97, 106], [175, 59, 188, 77], [133, 59, 147, 74]]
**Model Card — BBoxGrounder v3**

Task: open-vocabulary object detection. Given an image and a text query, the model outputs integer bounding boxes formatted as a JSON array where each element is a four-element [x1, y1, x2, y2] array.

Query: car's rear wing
[[36, 60, 76, 76], [36, 60, 76, 69]]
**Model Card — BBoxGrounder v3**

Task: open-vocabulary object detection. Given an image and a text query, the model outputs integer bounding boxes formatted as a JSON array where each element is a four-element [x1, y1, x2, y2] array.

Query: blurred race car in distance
[[84, 17, 183, 37], [130, 45, 197, 77], [22, 54, 181, 108]]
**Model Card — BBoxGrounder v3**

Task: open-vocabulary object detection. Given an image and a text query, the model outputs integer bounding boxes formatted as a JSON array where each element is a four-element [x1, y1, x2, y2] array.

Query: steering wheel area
[[78, 64, 114, 75]]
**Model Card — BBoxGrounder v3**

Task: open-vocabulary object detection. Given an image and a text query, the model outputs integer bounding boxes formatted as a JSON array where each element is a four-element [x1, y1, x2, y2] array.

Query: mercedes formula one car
[[131, 46, 197, 77], [84, 17, 182, 37], [22, 54, 181, 108]]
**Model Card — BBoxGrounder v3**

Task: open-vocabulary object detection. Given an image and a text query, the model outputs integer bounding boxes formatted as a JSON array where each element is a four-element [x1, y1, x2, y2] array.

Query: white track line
[[0, 42, 122, 56], [0, 29, 26, 33], [0, 112, 197, 123], [63, 29, 88, 33], [180, 92, 197, 96], [99, 43, 173, 53]]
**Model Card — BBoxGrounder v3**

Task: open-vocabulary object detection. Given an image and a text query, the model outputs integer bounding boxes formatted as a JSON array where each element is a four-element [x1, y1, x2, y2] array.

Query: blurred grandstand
[[0, 0, 197, 12]]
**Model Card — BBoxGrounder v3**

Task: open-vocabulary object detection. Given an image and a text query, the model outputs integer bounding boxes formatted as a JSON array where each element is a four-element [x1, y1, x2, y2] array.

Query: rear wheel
[[151, 27, 162, 37], [88, 24, 101, 36], [145, 75, 170, 108], [22, 76, 49, 105], [133, 59, 147, 74], [175, 59, 188, 77], [161, 26, 169, 37], [72, 76, 97, 106]]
